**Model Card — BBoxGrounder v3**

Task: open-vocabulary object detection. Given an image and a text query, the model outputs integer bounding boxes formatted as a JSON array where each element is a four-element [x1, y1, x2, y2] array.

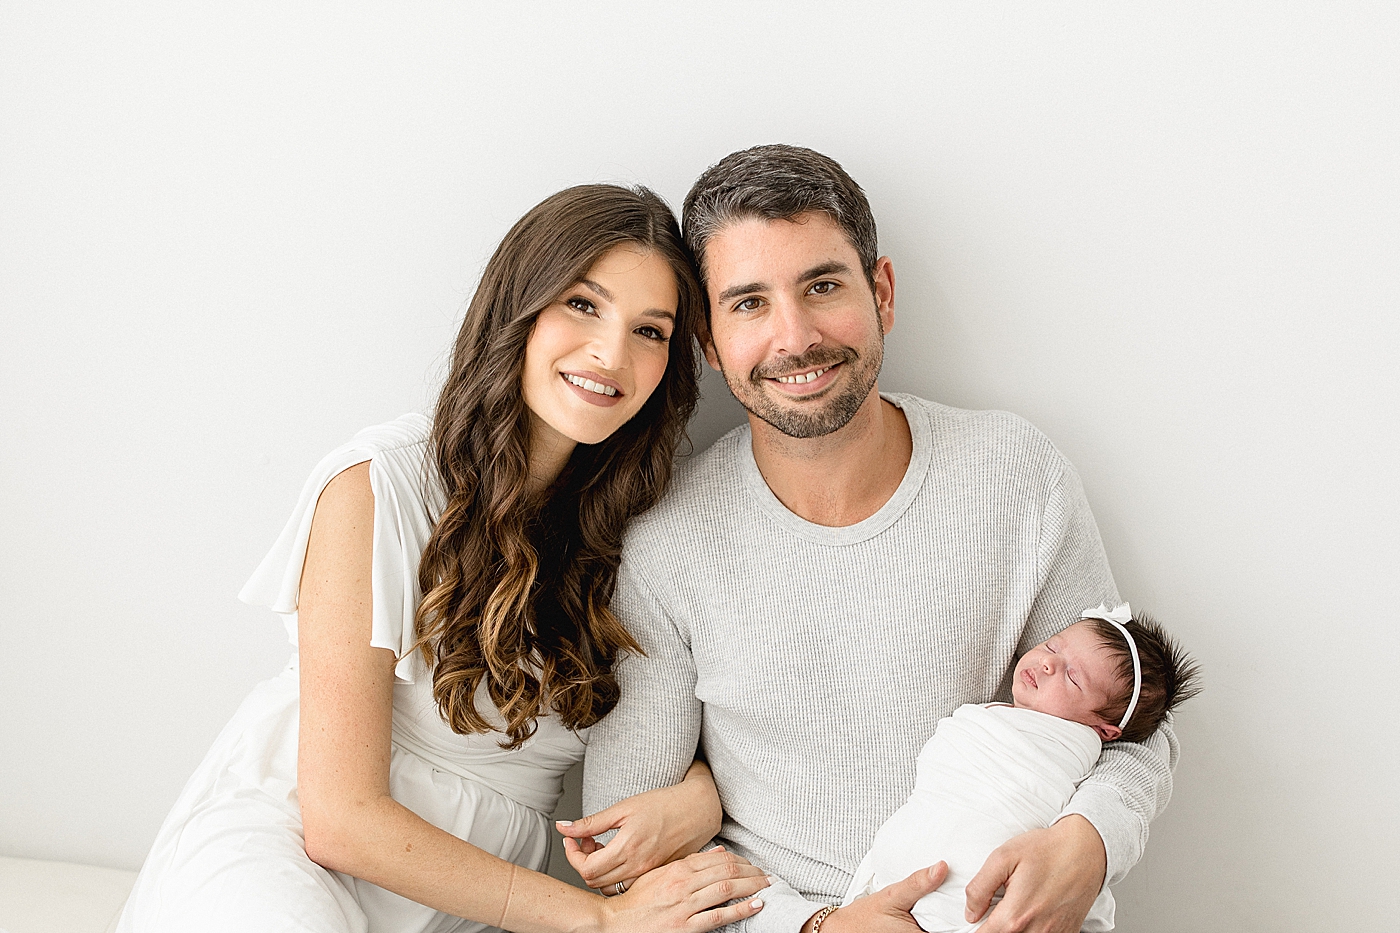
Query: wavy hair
[[415, 185, 701, 748]]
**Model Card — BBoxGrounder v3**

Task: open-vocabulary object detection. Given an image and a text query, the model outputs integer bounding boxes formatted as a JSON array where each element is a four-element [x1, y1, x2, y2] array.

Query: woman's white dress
[[117, 415, 588, 933]]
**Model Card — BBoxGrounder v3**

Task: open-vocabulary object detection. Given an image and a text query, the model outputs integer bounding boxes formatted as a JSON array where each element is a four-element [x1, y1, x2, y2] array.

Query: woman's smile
[[561, 370, 624, 404]]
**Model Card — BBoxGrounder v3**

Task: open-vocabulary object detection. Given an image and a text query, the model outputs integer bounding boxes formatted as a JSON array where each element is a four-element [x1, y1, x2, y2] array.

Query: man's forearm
[[1059, 717, 1178, 884]]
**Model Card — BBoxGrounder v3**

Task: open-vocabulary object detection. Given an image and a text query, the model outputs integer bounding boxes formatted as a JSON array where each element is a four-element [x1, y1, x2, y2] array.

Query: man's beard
[[718, 335, 884, 439]]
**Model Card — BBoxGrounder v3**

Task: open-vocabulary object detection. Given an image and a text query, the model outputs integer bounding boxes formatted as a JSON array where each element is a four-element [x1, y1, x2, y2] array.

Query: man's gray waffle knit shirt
[[584, 395, 1178, 933]]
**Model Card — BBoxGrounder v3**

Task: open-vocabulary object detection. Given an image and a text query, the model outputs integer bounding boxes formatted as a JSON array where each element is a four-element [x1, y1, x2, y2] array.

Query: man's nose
[[769, 296, 821, 356]]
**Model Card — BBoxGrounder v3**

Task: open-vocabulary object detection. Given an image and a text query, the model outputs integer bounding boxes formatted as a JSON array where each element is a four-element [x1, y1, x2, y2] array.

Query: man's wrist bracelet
[[809, 905, 838, 933]]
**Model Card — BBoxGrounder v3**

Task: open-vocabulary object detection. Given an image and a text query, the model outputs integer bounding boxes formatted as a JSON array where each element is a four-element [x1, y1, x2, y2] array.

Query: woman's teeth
[[775, 366, 830, 385], [564, 373, 617, 397]]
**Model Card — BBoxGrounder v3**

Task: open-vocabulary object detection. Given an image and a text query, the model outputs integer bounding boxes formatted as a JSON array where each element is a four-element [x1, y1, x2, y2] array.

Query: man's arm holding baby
[[955, 460, 1177, 933], [958, 725, 1176, 933]]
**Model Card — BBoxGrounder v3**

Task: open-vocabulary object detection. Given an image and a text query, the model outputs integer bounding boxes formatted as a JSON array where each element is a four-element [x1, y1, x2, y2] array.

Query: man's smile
[[764, 362, 843, 395]]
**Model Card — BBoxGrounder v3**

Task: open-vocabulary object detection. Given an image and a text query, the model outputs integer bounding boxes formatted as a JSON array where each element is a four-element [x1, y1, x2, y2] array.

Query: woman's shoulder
[[314, 413, 440, 509], [239, 413, 439, 670], [340, 413, 433, 463]]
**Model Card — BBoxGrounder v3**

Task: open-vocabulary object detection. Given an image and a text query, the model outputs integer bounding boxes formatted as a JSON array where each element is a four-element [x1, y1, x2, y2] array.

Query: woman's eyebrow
[[579, 278, 614, 302]]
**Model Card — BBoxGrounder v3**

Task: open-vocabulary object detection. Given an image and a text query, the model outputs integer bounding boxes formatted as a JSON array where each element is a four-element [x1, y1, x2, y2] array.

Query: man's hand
[[803, 863, 948, 933], [964, 814, 1106, 933]]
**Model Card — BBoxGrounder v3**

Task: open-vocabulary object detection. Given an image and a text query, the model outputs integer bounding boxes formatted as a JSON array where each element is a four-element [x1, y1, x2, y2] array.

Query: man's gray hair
[[681, 144, 878, 292]]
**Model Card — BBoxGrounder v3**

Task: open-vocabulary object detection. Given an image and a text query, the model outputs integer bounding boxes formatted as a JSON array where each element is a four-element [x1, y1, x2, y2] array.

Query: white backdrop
[[3, 3, 1397, 930]]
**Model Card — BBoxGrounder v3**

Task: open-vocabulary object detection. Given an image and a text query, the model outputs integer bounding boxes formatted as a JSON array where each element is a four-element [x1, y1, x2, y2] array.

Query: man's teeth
[[775, 366, 830, 385], [564, 373, 617, 397]]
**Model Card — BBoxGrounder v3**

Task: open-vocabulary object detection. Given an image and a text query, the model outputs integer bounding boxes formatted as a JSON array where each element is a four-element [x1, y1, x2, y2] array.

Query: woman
[[118, 186, 769, 932]]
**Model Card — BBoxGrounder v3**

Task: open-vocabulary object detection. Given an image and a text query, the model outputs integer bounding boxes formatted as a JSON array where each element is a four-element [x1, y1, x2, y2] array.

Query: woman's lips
[[561, 371, 624, 407]]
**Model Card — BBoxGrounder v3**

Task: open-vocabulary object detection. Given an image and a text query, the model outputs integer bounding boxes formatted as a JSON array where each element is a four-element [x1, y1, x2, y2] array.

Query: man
[[578, 145, 1176, 932]]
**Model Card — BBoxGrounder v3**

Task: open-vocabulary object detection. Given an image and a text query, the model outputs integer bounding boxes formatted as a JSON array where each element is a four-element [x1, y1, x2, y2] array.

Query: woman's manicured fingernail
[[555, 820, 572, 826], [750, 898, 764, 910], [765, 875, 776, 885]]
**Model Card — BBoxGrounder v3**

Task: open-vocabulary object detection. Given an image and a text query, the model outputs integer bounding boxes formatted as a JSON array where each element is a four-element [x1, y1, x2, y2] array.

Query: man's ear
[[699, 322, 722, 372], [872, 256, 896, 335], [1093, 721, 1123, 742]]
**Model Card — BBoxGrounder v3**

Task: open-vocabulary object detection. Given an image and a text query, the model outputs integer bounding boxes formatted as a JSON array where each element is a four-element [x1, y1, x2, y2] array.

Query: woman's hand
[[597, 847, 768, 933], [558, 761, 723, 890]]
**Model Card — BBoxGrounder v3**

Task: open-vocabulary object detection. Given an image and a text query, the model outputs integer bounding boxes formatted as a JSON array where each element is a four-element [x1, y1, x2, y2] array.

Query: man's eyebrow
[[578, 278, 615, 303], [717, 281, 768, 304], [797, 260, 854, 282]]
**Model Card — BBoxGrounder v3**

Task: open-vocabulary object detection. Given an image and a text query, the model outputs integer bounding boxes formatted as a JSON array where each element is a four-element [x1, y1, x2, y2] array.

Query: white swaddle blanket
[[843, 703, 1115, 932]]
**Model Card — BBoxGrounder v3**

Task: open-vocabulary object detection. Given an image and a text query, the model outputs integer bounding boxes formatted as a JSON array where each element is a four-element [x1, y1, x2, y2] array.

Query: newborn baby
[[843, 604, 1200, 932]]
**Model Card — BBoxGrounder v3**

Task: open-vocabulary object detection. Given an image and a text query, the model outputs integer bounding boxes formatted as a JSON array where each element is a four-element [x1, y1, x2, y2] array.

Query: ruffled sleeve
[[238, 414, 441, 684]]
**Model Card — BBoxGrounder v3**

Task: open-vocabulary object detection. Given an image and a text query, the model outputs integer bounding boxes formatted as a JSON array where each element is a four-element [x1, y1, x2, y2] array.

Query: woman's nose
[[588, 322, 629, 370]]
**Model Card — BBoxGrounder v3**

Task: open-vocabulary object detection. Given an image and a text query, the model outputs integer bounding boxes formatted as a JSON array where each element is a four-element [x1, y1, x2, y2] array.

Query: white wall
[[3, 3, 1396, 929]]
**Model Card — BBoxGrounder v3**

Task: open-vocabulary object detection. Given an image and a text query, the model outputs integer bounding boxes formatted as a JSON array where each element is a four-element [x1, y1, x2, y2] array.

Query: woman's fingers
[[575, 836, 630, 884], [672, 846, 739, 872], [688, 892, 768, 931], [561, 836, 592, 879], [679, 855, 770, 911], [564, 838, 638, 892], [690, 869, 769, 907], [556, 805, 627, 840], [681, 856, 768, 891]]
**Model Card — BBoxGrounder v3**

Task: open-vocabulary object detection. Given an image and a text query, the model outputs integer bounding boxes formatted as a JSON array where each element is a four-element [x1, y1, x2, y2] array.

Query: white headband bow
[[1080, 602, 1141, 732]]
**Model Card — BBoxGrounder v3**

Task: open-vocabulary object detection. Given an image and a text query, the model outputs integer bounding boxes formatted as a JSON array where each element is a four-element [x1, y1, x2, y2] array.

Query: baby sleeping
[[843, 604, 1200, 932]]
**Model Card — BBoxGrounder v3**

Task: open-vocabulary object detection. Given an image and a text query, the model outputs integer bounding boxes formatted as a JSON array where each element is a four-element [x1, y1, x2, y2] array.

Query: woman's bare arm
[[294, 463, 767, 933]]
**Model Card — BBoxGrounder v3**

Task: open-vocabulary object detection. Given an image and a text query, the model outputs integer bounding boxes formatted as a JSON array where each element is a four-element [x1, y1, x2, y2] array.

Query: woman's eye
[[566, 296, 597, 315], [636, 325, 670, 342]]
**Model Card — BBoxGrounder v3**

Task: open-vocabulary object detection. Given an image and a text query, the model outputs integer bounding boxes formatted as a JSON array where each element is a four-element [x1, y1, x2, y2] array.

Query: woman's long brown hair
[[415, 185, 701, 748]]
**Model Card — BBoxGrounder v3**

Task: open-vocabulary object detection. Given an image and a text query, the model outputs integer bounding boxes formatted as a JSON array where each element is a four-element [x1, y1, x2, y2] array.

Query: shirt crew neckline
[[737, 392, 933, 546]]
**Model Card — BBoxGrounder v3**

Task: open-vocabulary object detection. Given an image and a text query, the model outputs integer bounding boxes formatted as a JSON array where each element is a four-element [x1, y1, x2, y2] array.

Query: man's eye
[[567, 296, 597, 315], [810, 281, 837, 295], [736, 297, 762, 312]]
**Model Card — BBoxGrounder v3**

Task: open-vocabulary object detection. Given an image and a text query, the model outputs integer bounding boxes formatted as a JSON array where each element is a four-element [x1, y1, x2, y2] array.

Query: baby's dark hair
[[1086, 612, 1201, 743]]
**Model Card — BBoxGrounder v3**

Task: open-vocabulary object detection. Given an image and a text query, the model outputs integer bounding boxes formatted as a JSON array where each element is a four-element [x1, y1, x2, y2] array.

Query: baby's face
[[1012, 620, 1126, 741]]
